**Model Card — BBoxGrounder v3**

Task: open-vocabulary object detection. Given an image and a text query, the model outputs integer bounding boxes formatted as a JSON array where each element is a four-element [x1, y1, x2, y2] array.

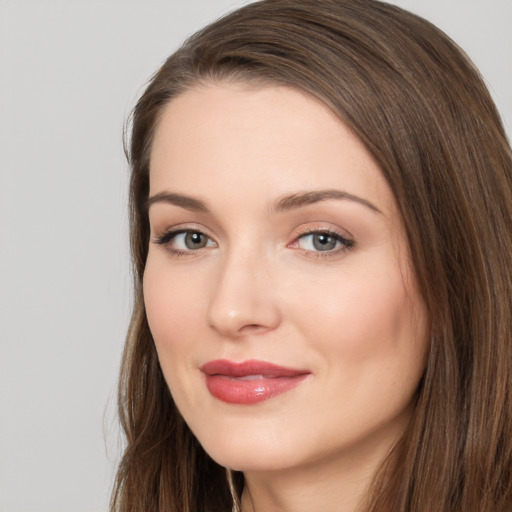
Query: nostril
[[238, 324, 267, 334]]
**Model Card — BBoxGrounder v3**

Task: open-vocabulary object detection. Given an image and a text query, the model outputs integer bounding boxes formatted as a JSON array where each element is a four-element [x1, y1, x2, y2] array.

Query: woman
[[111, 1, 512, 511]]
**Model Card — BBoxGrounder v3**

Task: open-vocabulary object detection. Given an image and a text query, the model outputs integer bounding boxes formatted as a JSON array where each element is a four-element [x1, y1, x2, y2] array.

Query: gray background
[[0, 1, 510, 511]]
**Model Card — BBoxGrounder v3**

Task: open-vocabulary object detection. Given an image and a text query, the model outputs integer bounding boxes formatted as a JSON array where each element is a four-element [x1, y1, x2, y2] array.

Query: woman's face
[[144, 83, 428, 474]]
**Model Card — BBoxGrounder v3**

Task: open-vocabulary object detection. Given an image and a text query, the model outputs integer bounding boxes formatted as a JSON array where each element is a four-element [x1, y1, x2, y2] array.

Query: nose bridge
[[207, 240, 280, 337]]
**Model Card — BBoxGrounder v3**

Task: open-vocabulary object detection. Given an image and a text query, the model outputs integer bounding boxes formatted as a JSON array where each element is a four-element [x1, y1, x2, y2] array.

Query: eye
[[292, 229, 355, 255], [174, 231, 213, 250], [154, 229, 216, 253]]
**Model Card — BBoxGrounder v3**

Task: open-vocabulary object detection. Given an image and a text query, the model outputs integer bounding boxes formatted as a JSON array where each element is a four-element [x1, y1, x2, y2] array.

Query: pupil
[[186, 232, 205, 249]]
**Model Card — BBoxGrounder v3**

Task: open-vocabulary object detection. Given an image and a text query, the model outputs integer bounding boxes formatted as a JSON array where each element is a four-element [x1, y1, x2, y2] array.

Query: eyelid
[[291, 222, 354, 242], [152, 222, 213, 241]]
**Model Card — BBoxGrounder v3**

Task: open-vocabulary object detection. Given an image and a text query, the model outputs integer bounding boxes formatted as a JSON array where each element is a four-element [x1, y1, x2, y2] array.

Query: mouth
[[200, 359, 311, 404]]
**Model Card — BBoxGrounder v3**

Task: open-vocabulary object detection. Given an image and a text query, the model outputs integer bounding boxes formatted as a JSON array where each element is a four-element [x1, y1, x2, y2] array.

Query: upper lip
[[201, 359, 311, 378]]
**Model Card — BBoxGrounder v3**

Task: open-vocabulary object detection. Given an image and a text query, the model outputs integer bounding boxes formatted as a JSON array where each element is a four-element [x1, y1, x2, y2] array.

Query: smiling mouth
[[200, 359, 311, 404]]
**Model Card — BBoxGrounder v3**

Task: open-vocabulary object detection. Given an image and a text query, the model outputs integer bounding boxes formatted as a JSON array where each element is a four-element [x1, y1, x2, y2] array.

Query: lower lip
[[204, 374, 309, 404]]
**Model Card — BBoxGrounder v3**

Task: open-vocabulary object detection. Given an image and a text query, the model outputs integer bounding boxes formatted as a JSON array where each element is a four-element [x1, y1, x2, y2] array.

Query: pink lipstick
[[201, 359, 310, 404]]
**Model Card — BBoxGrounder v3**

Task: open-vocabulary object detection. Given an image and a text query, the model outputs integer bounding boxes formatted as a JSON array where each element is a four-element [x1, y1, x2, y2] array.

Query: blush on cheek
[[322, 277, 410, 352], [143, 267, 178, 352]]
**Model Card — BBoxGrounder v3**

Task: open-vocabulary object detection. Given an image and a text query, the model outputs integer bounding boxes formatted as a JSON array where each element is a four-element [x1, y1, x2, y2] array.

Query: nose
[[206, 249, 281, 338]]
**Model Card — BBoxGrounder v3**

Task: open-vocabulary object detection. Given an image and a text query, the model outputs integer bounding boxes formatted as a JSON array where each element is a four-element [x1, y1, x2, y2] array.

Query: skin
[[144, 82, 429, 512]]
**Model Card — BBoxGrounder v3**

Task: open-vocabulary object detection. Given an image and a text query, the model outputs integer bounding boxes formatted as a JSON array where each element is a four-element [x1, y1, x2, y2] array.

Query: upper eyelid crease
[[146, 189, 382, 215]]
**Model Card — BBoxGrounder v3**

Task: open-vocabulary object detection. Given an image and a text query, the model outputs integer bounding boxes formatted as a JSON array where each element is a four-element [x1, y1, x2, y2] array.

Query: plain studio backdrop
[[0, 1, 510, 511]]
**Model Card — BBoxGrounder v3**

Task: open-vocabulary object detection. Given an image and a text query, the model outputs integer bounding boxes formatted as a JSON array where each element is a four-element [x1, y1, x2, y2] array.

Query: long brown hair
[[111, 1, 512, 511]]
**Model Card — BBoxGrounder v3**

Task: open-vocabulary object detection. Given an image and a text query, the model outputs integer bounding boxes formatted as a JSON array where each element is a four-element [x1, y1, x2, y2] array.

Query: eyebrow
[[146, 192, 208, 212], [274, 189, 382, 214], [146, 189, 382, 214]]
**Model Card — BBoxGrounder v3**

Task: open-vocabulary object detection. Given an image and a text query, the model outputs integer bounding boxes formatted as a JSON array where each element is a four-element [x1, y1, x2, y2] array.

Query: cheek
[[288, 258, 427, 374], [143, 257, 212, 414], [285, 262, 428, 446], [143, 258, 206, 357]]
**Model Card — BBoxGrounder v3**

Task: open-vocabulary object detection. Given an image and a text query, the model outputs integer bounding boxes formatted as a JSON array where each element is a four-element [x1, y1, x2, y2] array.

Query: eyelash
[[153, 226, 355, 259]]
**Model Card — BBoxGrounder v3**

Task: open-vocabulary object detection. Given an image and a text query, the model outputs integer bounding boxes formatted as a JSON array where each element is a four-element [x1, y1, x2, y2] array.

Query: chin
[[207, 446, 296, 473], [192, 420, 302, 472]]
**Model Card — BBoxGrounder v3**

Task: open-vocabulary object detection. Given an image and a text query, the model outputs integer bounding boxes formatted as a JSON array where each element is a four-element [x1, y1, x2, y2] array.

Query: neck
[[241, 462, 371, 512]]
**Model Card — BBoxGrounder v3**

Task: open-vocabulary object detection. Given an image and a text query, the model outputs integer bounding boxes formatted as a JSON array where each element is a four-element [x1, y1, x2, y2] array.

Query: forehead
[[149, 82, 395, 216]]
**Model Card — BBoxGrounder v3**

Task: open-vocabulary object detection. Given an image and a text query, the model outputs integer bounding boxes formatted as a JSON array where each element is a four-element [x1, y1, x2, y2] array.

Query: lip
[[200, 359, 311, 404]]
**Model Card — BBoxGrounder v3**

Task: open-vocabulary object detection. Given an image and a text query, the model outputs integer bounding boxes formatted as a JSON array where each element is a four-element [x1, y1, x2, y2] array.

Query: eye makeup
[[152, 223, 356, 261]]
